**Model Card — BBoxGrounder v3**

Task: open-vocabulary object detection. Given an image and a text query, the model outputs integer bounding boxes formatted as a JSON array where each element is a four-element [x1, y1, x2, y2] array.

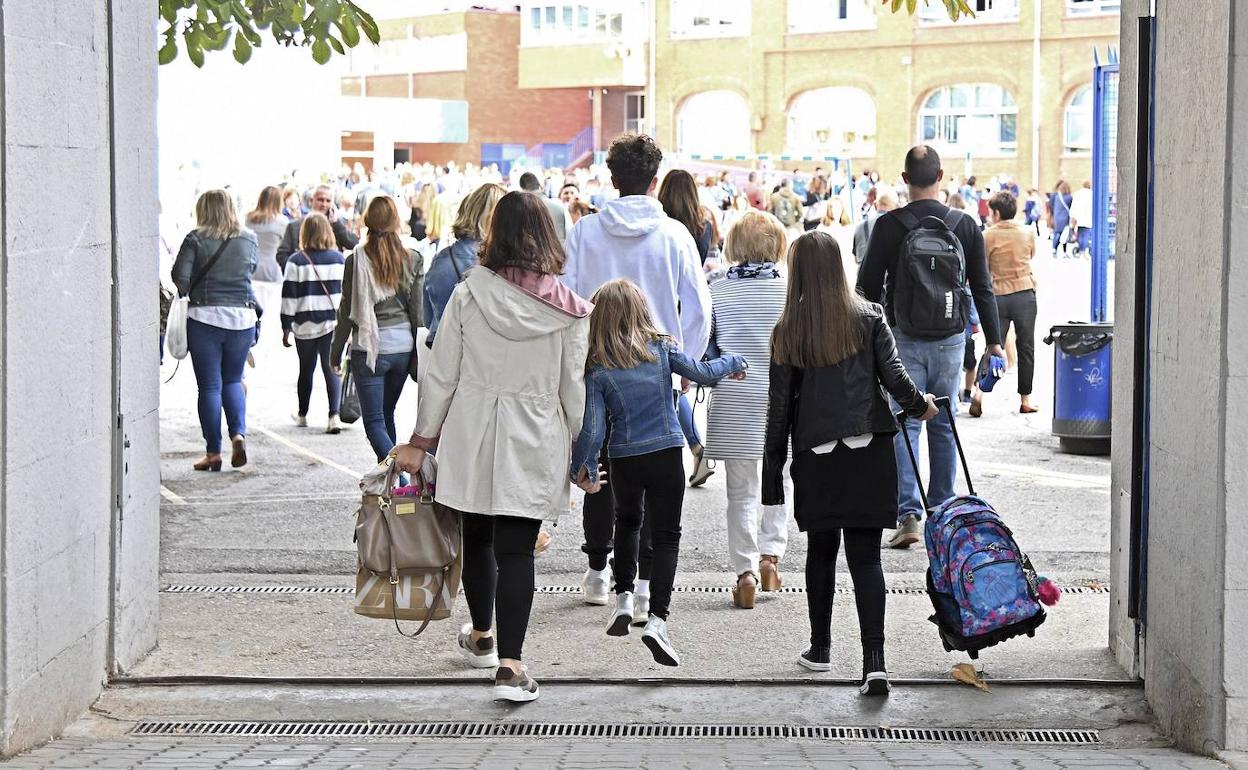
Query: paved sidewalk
[[0, 737, 1228, 769]]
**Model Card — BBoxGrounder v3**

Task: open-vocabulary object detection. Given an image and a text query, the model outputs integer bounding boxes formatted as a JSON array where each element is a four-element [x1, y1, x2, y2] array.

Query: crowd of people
[[167, 131, 1058, 704]]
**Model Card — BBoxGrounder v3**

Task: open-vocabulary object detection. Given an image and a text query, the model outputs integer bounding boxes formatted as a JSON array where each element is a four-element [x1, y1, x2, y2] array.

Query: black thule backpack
[[892, 208, 972, 339]]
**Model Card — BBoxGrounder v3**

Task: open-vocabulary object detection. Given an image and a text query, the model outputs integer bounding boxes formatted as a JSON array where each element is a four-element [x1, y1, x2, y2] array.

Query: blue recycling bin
[[1044, 322, 1112, 455]]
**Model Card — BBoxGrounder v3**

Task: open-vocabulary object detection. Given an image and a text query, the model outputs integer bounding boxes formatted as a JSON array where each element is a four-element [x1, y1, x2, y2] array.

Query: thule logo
[[945, 291, 954, 319]]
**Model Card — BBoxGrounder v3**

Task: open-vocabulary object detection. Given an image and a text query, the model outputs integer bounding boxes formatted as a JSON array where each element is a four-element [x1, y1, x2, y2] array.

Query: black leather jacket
[[762, 304, 928, 506]]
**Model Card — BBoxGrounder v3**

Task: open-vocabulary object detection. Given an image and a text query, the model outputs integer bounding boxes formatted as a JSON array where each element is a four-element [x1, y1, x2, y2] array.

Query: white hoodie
[[562, 195, 712, 359]]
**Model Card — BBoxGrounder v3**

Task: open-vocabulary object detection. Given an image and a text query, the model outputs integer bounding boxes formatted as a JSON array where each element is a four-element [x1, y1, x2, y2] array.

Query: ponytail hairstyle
[[771, 231, 868, 368], [362, 196, 407, 290]]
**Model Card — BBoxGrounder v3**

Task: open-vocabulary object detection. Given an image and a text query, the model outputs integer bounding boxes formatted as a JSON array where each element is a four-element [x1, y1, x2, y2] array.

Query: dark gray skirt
[[790, 433, 899, 533]]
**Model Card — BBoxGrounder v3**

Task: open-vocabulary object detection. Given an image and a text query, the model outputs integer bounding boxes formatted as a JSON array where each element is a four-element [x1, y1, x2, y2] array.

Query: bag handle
[[185, 236, 234, 299], [893, 396, 976, 513]]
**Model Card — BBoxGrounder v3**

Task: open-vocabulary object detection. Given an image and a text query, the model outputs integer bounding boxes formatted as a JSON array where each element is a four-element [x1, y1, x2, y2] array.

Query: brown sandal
[[230, 435, 248, 468], [760, 555, 783, 592], [732, 572, 757, 609]]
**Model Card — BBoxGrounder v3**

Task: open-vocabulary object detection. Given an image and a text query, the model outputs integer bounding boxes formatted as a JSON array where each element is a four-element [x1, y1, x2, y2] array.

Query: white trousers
[[724, 459, 791, 577]]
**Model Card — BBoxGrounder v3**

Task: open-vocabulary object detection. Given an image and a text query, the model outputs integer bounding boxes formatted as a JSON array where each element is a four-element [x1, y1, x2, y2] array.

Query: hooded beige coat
[[411, 267, 591, 521]]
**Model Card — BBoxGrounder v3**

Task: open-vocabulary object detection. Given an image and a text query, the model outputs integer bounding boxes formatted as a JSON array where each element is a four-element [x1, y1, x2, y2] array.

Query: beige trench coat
[[413, 267, 590, 521]]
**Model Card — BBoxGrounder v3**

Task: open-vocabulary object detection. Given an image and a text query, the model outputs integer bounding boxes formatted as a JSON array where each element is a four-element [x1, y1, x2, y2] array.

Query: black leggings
[[996, 289, 1038, 396], [610, 448, 684, 619], [295, 332, 341, 416], [460, 513, 541, 661], [582, 432, 652, 579], [805, 528, 885, 651]]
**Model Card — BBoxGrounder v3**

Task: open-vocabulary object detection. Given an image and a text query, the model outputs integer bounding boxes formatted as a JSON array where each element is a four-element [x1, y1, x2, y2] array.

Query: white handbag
[[165, 296, 190, 360]]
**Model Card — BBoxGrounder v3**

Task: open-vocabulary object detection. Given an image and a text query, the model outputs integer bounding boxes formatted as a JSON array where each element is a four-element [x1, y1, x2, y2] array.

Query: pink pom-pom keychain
[[1036, 577, 1062, 606]]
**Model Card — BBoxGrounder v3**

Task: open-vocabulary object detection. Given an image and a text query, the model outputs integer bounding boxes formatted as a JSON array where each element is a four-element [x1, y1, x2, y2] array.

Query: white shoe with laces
[[607, 592, 633, 636], [631, 593, 650, 626], [581, 567, 610, 606], [641, 615, 680, 667]]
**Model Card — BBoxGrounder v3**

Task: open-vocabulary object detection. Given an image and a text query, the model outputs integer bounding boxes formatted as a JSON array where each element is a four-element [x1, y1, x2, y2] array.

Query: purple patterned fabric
[[925, 496, 1042, 639]]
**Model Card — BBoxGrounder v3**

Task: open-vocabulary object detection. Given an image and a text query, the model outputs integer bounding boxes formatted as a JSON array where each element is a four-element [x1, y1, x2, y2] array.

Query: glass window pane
[[610, 12, 623, 34], [579, 5, 589, 27], [924, 89, 945, 109], [948, 115, 960, 144], [949, 86, 970, 108], [545, 6, 556, 24], [531, 7, 541, 28], [999, 113, 1017, 144], [563, 5, 573, 26], [922, 115, 937, 141]]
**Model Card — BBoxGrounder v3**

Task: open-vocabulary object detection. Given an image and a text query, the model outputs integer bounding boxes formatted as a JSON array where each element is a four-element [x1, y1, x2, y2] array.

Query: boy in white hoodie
[[561, 134, 713, 615]]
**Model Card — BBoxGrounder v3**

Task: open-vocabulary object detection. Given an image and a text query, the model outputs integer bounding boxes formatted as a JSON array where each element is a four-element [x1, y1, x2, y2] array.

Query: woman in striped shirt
[[280, 213, 346, 433], [702, 211, 792, 609]]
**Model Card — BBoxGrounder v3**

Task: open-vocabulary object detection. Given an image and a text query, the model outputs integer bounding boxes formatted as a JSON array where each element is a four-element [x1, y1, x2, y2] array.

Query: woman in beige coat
[[395, 191, 591, 704]]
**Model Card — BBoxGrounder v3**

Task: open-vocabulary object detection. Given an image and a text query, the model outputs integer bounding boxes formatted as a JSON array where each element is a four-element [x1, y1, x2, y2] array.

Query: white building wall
[[0, 0, 159, 756]]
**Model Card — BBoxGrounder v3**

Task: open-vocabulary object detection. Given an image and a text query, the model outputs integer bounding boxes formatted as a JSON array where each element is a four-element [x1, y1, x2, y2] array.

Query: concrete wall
[[1112, 0, 1248, 753], [0, 0, 159, 756]]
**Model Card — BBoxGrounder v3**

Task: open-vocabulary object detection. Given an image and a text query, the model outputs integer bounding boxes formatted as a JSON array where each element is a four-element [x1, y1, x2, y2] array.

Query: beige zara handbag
[[353, 453, 461, 637]]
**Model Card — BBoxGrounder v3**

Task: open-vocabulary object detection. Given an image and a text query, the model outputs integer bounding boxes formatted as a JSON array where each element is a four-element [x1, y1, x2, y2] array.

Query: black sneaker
[[798, 646, 831, 672], [860, 648, 890, 696], [493, 666, 539, 703]]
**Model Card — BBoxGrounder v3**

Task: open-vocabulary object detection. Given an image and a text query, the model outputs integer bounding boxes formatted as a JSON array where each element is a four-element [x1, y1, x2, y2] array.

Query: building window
[[677, 91, 750, 155], [669, 0, 750, 39], [919, 0, 1018, 24], [1067, 0, 1119, 15], [917, 84, 1017, 156], [625, 92, 646, 134], [786, 87, 876, 157], [521, 2, 631, 45], [1064, 84, 1093, 154], [789, 0, 876, 33]]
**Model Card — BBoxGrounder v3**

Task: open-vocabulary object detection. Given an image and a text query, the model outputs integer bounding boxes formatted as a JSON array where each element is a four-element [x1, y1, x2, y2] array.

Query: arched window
[[786, 87, 876, 157], [1064, 84, 1094, 154], [676, 91, 750, 156], [917, 84, 1017, 156]]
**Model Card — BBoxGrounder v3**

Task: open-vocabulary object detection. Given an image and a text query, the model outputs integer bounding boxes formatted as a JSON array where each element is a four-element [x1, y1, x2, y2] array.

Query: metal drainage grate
[[163, 584, 1109, 597], [130, 720, 1100, 745]]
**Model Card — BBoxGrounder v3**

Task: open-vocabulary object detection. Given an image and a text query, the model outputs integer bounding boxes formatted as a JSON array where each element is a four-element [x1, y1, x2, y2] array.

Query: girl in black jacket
[[762, 231, 936, 695]]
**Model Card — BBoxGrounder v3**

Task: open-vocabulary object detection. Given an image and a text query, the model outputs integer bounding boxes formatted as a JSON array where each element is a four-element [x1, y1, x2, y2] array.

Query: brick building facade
[[340, 1, 1118, 188]]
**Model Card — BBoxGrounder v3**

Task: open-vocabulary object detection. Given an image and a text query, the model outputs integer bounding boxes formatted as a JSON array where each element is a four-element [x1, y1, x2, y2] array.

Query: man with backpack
[[857, 145, 1004, 549], [768, 178, 805, 236]]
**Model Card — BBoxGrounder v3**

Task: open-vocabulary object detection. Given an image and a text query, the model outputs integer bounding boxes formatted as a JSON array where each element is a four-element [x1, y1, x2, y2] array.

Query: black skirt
[[790, 433, 899, 533]]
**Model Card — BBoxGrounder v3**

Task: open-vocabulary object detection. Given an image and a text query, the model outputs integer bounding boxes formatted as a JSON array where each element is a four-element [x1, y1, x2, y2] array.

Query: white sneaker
[[291, 413, 308, 428], [607, 592, 633, 636], [641, 615, 680, 667], [581, 568, 609, 606], [325, 414, 342, 434], [456, 623, 499, 669], [631, 593, 650, 626], [688, 451, 716, 488]]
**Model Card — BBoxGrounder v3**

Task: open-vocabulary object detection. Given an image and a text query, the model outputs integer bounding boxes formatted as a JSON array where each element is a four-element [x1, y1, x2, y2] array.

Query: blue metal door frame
[[1091, 57, 1119, 323]]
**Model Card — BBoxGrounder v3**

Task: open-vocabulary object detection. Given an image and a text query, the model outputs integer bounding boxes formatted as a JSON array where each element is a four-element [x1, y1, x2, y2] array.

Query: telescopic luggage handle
[[894, 396, 976, 513]]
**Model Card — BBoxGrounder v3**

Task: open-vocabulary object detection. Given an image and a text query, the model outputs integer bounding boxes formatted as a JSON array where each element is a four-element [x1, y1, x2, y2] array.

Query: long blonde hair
[[195, 189, 241, 240], [362, 196, 407, 290], [299, 213, 335, 251], [452, 183, 506, 241], [587, 279, 665, 370], [771, 231, 867, 368], [246, 185, 283, 226]]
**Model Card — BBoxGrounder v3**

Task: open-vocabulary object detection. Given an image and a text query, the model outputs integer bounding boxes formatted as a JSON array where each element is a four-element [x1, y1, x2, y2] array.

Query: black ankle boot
[[860, 648, 889, 696]]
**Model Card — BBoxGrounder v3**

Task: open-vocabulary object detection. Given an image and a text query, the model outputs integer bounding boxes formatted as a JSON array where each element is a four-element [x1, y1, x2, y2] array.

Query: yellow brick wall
[[654, 0, 1117, 190]]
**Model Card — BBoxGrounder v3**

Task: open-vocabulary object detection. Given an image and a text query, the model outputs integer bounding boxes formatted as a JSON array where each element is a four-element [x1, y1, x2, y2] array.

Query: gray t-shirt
[[249, 215, 289, 283]]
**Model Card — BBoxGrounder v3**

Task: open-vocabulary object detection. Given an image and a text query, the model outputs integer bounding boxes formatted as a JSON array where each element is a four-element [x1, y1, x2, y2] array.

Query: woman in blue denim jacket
[[570, 279, 746, 668], [422, 183, 506, 347]]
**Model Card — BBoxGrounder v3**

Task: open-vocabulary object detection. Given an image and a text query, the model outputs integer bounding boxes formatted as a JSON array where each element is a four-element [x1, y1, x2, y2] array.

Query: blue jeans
[[676, 392, 702, 448], [891, 330, 965, 522], [351, 350, 410, 462], [187, 318, 252, 454]]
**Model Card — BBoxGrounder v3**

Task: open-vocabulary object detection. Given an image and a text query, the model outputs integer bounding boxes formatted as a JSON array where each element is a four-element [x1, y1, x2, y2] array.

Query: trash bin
[[1044, 322, 1112, 455]]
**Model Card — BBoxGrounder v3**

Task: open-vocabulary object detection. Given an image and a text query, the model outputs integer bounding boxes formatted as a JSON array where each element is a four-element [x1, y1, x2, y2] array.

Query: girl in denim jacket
[[570, 279, 747, 667]]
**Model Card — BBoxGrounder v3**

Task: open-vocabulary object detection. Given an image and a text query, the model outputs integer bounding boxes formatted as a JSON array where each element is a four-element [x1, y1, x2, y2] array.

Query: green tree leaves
[[885, 0, 977, 21], [157, 0, 380, 67]]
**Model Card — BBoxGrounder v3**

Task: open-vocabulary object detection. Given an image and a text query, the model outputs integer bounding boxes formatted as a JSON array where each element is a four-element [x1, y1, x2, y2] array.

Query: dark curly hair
[[607, 133, 663, 196], [478, 191, 566, 276]]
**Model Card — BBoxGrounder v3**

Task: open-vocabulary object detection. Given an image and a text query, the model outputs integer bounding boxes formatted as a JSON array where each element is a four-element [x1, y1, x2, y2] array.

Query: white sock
[[637, 579, 650, 597]]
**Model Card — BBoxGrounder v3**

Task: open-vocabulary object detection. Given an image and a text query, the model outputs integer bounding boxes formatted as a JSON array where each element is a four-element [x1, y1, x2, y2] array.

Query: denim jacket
[[171, 230, 259, 309], [570, 339, 746, 479], [423, 237, 480, 345]]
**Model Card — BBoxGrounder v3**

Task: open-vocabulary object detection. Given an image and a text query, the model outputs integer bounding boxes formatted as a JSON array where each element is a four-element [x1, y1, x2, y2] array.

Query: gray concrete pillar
[[1111, 0, 1248, 754], [0, 0, 159, 756]]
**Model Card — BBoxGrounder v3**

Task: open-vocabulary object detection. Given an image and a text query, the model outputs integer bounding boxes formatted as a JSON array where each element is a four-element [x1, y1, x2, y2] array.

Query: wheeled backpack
[[892, 208, 973, 339], [897, 398, 1057, 659]]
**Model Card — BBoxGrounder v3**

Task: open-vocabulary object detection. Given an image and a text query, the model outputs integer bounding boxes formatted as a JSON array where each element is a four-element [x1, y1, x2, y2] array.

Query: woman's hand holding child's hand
[[727, 370, 747, 381], [919, 393, 939, 421]]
